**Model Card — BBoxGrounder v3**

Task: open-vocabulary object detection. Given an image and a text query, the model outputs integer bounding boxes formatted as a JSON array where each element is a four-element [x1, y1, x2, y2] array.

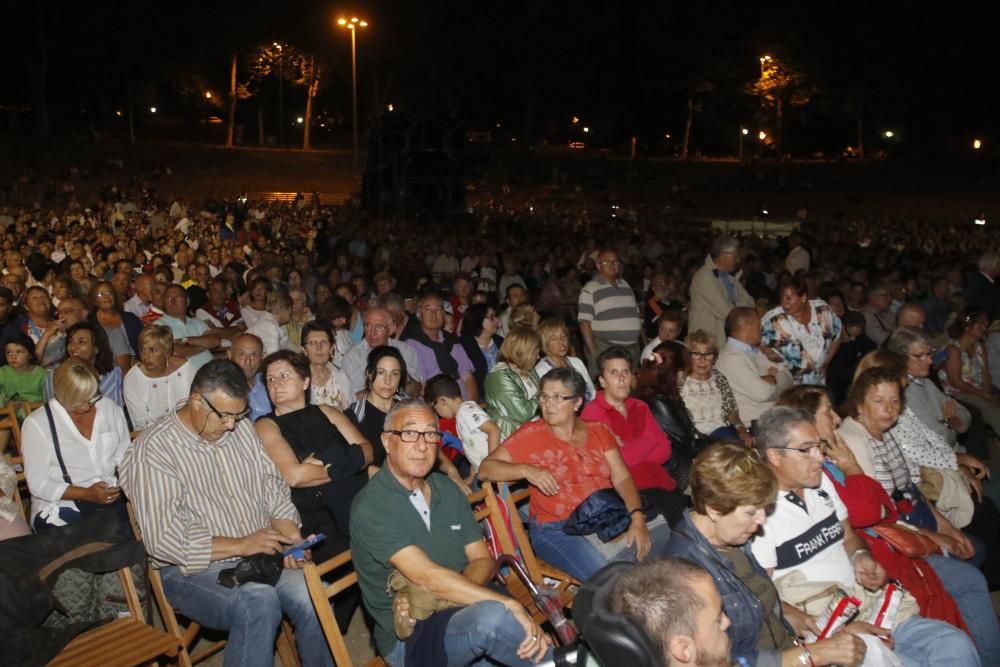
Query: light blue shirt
[[157, 314, 214, 370], [247, 373, 271, 423], [726, 337, 758, 361]]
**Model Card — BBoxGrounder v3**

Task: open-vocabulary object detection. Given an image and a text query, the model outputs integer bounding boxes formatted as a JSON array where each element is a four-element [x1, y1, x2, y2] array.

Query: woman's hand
[[823, 434, 863, 476], [621, 515, 652, 560], [957, 453, 990, 480], [525, 465, 560, 496], [86, 481, 121, 505], [961, 466, 984, 502], [781, 603, 820, 638]]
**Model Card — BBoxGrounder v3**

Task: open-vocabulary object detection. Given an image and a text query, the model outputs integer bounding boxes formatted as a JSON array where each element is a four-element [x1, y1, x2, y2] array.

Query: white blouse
[[22, 397, 131, 526], [310, 362, 353, 411], [123, 361, 196, 431]]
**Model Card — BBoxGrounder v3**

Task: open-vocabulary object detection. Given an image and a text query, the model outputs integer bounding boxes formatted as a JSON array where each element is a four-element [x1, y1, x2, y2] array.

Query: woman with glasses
[[457, 303, 503, 399], [484, 326, 541, 440], [89, 280, 142, 373], [22, 358, 130, 530], [680, 329, 753, 446], [46, 321, 124, 407], [256, 350, 374, 566], [534, 318, 595, 402], [663, 442, 867, 667], [301, 320, 351, 411], [123, 326, 195, 431], [479, 367, 671, 581]]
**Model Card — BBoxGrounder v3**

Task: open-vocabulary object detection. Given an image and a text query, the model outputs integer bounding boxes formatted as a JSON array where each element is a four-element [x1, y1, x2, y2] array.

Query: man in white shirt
[[784, 233, 810, 275], [752, 406, 982, 666], [341, 307, 421, 398], [246, 289, 293, 356]]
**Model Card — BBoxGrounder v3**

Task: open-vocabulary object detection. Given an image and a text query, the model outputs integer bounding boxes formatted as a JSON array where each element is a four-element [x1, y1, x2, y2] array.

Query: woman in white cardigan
[[22, 358, 131, 530]]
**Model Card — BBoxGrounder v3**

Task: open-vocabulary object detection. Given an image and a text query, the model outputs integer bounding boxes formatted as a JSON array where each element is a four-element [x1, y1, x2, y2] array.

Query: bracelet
[[850, 548, 870, 565], [796, 645, 815, 667]]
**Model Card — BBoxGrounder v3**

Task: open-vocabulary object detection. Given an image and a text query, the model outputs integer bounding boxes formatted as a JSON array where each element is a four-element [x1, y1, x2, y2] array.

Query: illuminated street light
[[973, 139, 983, 150], [741, 128, 749, 135], [884, 130, 894, 138], [337, 16, 369, 165], [205, 91, 212, 100], [296, 117, 304, 124], [150, 106, 157, 113], [571, 116, 579, 124], [758, 131, 767, 141], [387, 103, 394, 112], [115, 110, 123, 117], [583, 126, 590, 133]]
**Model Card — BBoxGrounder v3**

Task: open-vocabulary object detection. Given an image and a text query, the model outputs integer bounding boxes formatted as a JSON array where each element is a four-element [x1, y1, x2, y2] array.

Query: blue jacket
[[664, 510, 791, 667]]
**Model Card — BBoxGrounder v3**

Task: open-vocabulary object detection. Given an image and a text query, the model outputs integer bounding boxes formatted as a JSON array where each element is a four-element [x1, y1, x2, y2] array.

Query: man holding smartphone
[[121, 359, 334, 667]]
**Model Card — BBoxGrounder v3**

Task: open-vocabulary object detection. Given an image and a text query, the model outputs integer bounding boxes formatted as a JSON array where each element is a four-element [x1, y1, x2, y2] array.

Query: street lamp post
[[274, 43, 284, 148], [338, 17, 369, 166], [739, 127, 749, 162]]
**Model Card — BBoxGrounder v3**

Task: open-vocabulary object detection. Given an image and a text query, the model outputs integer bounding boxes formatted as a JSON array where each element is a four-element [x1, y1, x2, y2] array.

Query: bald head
[[895, 303, 926, 329], [364, 307, 395, 347], [725, 307, 762, 346]]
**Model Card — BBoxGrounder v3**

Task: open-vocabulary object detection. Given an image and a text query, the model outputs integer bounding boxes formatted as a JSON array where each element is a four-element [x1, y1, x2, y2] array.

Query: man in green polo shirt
[[350, 399, 552, 666]]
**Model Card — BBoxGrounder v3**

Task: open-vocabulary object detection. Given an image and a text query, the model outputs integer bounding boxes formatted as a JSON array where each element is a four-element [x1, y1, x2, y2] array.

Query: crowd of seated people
[[2, 180, 1000, 666]]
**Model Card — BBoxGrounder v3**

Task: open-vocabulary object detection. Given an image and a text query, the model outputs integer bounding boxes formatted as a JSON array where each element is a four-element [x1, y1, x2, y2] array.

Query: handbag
[[562, 489, 650, 543], [870, 522, 941, 558], [918, 466, 974, 529]]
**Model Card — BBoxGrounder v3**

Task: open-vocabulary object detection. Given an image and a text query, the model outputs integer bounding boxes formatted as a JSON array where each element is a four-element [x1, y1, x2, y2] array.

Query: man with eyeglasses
[[121, 359, 334, 667], [751, 406, 980, 666], [351, 398, 552, 666], [341, 307, 422, 398], [578, 248, 643, 375]]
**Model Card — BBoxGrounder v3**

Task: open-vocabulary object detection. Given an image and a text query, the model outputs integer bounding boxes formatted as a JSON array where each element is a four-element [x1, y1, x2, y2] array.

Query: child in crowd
[[641, 309, 684, 361], [424, 374, 501, 476], [0, 334, 48, 404]]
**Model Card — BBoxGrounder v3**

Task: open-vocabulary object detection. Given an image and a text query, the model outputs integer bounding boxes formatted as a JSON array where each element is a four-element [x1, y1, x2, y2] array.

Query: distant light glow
[[975, 218, 987, 226], [884, 130, 894, 138], [664, 133, 671, 139], [296, 117, 304, 124], [758, 131, 767, 140], [741, 128, 749, 135], [387, 104, 394, 112], [571, 116, 579, 124], [974, 139, 983, 150], [205, 91, 212, 99], [583, 127, 590, 133], [150, 107, 157, 113], [762, 209, 769, 215], [115, 110, 123, 117]]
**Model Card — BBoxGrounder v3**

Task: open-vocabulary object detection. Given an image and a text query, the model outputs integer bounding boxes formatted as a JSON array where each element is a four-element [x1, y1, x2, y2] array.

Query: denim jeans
[[529, 517, 672, 582], [383, 600, 554, 667], [160, 562, 334, 667], [925, 554, 1000, 666], [892, 615, 981, 666]]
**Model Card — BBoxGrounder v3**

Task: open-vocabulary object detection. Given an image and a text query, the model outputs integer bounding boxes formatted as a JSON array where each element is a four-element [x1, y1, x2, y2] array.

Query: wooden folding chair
[[128, 504, 301, 667], [47, 564, 184, 667], [302, 549, 385, 667], [5, 400, 44, 456], [484, 483, 579, 611]]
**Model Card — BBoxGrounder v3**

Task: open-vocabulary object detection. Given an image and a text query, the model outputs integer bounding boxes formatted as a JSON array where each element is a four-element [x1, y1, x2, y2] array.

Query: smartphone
[[282, 533, 326, 559]]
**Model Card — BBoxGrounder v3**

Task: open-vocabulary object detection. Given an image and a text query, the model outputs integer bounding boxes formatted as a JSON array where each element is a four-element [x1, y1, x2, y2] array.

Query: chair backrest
[[5, 401, 44, 456], [493, 484, 545, 582], [302, 549, 372, 666]]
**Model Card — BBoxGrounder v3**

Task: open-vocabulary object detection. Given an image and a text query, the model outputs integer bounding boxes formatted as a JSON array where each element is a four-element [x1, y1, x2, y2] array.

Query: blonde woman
[[485, 326, 542, 439], [123, 326, 195, 431], [534, 318, 595, 401]]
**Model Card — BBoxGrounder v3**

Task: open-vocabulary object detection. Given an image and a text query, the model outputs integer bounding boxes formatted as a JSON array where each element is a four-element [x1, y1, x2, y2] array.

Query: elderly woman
[[760, 276, 842, 385], [301, 320, 351, 411], [284, 286, 314, 349], [46, 321, 124, 407], [457, 303, 503, 399], [635, 341, 705, 491], [777, 385, 985, 639], [90, 280, 143, 372], [680, 329, 752, 446], [940, 308, 1000, 434], [664, 441, 876, 667], [123, 326, 195, 431], [22, 358, 131, 530], [534, 318, 595, 401], [479, 367, 671, 581], [484, 326, 541, 440]]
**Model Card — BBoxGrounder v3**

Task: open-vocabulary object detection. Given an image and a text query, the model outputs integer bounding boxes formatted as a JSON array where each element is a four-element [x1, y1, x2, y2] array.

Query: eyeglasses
[[385, 429, 443, 444], [772, 441, 824, 457], [87, 393, 103, 406], [539, 393, 578, 404], [198, 393, 250, 423], [690, 351, 716, 359], [363, 323, 391, 332]]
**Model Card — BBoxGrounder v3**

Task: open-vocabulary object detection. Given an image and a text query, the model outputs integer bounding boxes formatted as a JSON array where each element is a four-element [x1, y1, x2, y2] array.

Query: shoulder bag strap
[[45, 403, 72, 485]]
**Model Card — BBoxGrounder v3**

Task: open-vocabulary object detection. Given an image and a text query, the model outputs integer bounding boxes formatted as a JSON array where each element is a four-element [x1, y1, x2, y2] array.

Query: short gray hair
[[756, 406, 815, 457], [384, 398, 437, 431], [710, 235, 739, 260], [886, 326, 929, 357]]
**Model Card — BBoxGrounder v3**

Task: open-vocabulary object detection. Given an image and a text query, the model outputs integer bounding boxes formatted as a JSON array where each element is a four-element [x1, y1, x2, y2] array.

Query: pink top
[[504, 420, 618, 523], [580, 391, 675, 492]]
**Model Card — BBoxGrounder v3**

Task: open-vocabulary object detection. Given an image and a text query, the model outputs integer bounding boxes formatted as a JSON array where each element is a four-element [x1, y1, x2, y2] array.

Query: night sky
[[2, 1, 997, 155]]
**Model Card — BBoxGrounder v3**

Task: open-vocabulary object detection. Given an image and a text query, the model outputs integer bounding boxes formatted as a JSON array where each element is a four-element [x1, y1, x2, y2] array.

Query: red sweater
[[581, 392, 676, 491]]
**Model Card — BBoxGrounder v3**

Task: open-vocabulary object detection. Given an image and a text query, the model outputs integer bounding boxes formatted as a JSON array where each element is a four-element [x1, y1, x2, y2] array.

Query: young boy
[[424, 374, 501, 474], [641, 309, 684, 361]]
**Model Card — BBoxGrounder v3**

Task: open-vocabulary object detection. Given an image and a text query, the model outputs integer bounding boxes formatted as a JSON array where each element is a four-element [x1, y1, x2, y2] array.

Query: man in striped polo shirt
[[578, 249, 642, 375]]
